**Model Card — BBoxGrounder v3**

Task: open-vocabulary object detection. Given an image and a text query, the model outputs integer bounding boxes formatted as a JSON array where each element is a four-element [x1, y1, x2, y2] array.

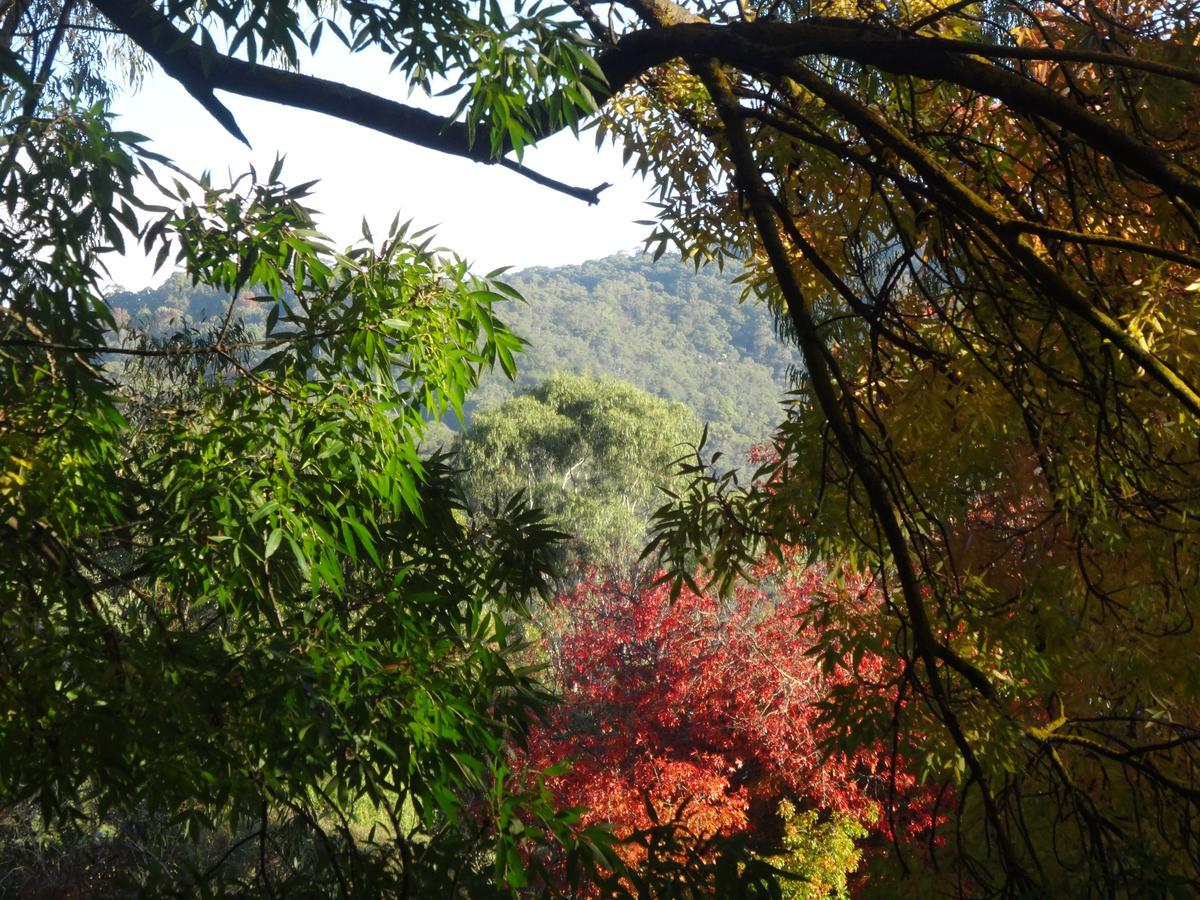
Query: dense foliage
[[0, 88, 596, 899], [457, 374, 701, 569], [633, 3, 1200, 890], [471, 256, 798, 460], [522, 562, 912, 895]]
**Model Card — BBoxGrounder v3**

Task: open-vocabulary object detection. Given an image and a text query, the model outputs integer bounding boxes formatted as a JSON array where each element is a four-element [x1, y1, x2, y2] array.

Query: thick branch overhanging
[[89, 0, 620, 203], [619, 20, 1200, 210], [91, 1, 1200, 211]]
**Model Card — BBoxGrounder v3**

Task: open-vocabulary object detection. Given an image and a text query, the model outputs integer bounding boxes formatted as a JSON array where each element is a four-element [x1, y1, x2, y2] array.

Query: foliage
[[457, 374, 701, 571], [766, 802, 867, 900], [519, 560, 920, 892], [0, 62, 599, 900], [470, 255, 800, 460], [614, 2, 1200, 892]]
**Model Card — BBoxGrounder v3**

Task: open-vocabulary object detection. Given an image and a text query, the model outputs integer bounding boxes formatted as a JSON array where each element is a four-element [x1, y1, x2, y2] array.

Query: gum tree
[[0, 23, 603, 896], [458, 374, 700, 571]]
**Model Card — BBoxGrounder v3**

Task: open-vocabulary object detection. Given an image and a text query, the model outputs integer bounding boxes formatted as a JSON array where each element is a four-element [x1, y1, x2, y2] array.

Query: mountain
[[106, 253, 799, 460]]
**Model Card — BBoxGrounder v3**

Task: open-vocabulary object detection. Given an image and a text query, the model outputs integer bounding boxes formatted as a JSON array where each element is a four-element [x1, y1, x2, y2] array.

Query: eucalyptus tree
[[458, 374, 701, 573], [0, 10, 605, 896]]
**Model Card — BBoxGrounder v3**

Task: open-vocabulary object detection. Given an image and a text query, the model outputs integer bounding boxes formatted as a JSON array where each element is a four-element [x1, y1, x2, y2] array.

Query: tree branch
[[92, 2, 1200, 214], [772, 57, 1200, 419], [89, 0, 623, 202], [696, 55, 1031, 885], [613, 19, 1200, 209]]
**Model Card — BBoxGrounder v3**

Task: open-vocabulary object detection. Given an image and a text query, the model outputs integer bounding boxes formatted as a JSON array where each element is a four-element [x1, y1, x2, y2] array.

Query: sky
[[104, 43, 654, 290]]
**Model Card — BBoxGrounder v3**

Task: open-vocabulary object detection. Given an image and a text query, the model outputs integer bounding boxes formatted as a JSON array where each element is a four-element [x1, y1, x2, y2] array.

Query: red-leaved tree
[[523, 559, 930, 887]]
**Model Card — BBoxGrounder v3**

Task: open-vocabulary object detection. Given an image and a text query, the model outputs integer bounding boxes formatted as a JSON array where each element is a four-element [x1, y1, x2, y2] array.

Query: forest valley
[[3, 0, 1200, 897]]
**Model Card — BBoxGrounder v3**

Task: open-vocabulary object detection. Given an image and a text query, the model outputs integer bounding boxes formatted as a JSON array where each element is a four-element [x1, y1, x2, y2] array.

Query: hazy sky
[[104, 44, 654, 290]]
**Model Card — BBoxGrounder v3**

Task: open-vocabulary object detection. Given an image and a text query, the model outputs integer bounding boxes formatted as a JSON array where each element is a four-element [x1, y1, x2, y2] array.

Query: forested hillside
[[477, 255, 797, 457], [107, 253, 798, 459]]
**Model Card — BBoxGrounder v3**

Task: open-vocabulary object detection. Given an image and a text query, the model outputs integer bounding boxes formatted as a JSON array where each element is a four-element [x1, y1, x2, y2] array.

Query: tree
[[458, 374, 701, 570], [0, 63, 602, 900], [633, 6, 1200, 891], [7, 0, 1200, 892], [519, 559, 923, 895]]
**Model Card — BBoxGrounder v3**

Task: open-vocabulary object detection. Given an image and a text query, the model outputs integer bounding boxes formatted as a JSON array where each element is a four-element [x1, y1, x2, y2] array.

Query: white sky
[[104, 44, 654, 290]]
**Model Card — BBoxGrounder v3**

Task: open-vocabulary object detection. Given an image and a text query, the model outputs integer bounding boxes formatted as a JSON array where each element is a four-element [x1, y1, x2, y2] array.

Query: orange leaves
[[518, 564, 924, 882]]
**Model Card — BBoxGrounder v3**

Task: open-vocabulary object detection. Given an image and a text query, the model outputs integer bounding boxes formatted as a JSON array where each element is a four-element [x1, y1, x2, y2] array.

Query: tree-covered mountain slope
[[106, 252, 798, 459], [476, 254, 797, 458]]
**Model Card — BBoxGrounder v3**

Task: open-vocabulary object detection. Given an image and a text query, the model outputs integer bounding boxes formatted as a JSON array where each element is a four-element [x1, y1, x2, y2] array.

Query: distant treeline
[[106, 253, 800, 460]]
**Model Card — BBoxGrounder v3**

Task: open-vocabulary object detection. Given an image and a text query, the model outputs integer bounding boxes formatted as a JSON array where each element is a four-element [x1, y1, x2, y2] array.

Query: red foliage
[[523, 561, 923, 874]]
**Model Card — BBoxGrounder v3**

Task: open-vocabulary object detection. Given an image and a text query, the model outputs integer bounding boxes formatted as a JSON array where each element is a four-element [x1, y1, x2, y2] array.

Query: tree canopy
[[4, 0, 1200, 894], [0, 37, 601, 896], [458, 374, 701, 569], [522, 560, 907, 897]]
